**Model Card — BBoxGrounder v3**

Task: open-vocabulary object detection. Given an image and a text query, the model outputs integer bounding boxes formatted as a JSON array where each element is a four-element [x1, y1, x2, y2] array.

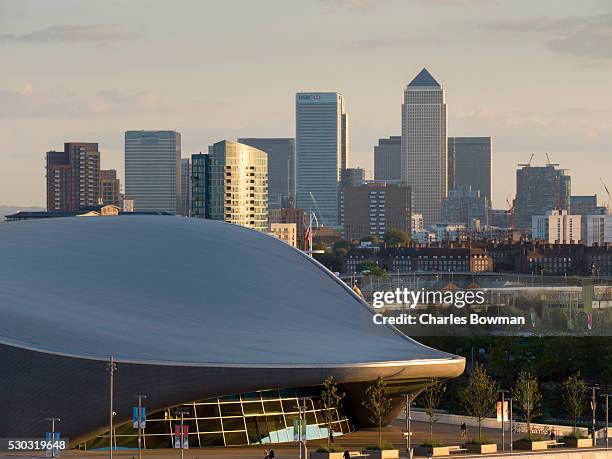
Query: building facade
[[374, 136, 401, 182], [401, 69, 447, 227], [341, 167, 366, 187], [341, 182, 411, 241], [180, 158, 191, 216], [532, 210, 581, 244], [99, 169, 121, 207], [585, 215, 612, 247], [124, 130, 181, 214], [191, 153, 210, 219], [268, 223, 297, 247], [269, 207, 306, 249], [296, 93, 348, 228], [448, 137, 492, 205], [46, 142, 100, 212], [441, 186, 489, 227], [515, 165, 571, 229], [238, 138, 296, 209], [209, 140, 268, 232]]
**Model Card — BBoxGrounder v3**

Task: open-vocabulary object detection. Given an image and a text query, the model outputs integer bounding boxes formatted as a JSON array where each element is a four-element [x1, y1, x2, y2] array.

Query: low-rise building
[[585, 214, 612, 247], [268, 223, 297, 247], [532, 210, 581, 244]]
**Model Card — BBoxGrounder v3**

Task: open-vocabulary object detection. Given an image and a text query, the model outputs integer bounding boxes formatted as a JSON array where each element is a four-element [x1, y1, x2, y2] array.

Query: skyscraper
[[46, 142, 100, 212], [448, 137, 492, 205], [124, 130, 181, 214], [238, 138, 296, 209], [191, 153, 210, 219], [401, 68, 447, 227], [296, 92, 348, 227], [100, 169, 121, 207], [208, 140, 268, 232], [341, 168, 365, 187], [374, 136, 401, 182], [515, 165, 571, 229], [180, 158, 191, 216]]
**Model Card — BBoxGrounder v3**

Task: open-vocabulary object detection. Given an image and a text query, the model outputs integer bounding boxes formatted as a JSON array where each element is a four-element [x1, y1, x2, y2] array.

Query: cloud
[[317, 0, 385, 11], [481, 14, 612, 60], [0, 24, 137, 44], [345, 36, 446, 48]]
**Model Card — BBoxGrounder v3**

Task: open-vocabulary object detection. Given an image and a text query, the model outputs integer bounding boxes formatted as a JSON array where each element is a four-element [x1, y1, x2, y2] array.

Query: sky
[[0, 0, 611, 208]]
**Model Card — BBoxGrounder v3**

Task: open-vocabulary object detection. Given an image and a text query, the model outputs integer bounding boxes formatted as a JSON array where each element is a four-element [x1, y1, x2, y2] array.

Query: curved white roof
[[0, 216, 460, 367]]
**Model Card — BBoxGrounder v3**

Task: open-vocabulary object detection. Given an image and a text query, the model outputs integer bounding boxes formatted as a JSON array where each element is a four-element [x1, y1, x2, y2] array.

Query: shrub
[[365, 442, 395, 450], [420, 440, 446, 447], [465, 438, 494, 445]]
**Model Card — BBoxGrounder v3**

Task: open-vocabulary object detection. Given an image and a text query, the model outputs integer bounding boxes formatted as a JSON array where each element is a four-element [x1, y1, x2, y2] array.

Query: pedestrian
[[269, 448, 275, 458], [344, 450, 350, 459], [264, 448, 270, 459], [460, 422, 467, 439]]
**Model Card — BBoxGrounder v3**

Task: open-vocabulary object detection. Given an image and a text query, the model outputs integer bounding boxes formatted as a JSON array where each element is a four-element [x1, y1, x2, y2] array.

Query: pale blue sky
[[1, 0, 611, 207]]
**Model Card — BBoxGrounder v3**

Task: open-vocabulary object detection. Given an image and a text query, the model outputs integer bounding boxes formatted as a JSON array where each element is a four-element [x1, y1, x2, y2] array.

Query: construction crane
[[545, 152, 559, 167], [518, 153, 535, 168], [505, 196, 516, 230], [601, 177, 611, 212]]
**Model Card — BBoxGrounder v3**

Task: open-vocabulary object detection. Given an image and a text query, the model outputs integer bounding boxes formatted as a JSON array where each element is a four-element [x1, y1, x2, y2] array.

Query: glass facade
[[85, 388, 353, 449]]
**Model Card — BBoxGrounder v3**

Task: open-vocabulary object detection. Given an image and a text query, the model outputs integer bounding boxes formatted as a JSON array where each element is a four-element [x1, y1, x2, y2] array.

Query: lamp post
[[499, 390, 508, 452], [601, 394, 610, 450], [589, 386, 599, 447], [507, 397, 514, 454], [135, 394, 147, 459], [107, 356, 117, 459], [45, 417, 61, 459], [404, 393, 414, 459]]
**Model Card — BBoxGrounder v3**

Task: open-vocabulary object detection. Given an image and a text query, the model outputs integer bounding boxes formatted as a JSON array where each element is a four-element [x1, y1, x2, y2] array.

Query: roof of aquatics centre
[[0, 216, 463, 369]]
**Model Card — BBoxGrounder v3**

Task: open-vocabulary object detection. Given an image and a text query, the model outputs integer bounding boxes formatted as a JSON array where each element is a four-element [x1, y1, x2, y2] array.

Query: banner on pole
[[496, 401, 509, 422]]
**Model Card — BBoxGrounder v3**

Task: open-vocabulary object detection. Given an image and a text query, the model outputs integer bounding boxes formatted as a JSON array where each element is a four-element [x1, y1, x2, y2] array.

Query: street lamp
[[506, 397, 515, 454], [404, 393, 415, 459], [175, 408, 190, 459], [589, 385, 600, 447], [45, 417, 61, 459], [499, 390, 508, 452], [107, 356, 117, 459], [600, 394, 610, 450]]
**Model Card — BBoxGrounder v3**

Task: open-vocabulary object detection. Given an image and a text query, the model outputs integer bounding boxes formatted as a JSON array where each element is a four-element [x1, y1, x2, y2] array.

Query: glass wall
[[85, 387, 353, 449]]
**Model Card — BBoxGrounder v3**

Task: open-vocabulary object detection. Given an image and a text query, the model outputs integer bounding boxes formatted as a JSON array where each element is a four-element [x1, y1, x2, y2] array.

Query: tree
[[360, 235, 381, 245], [563, 372, 587, 431], [421, 377, 446, 440], [320, 376, 346, 447], [511, 371, 541, 436], [459, 363, 498, 440], [383, 229, 411, 247], [362, 377, 392, 448]]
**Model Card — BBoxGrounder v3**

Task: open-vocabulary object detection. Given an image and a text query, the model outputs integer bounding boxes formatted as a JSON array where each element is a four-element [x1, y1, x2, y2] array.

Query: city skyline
[[1, 0, 611, 207]]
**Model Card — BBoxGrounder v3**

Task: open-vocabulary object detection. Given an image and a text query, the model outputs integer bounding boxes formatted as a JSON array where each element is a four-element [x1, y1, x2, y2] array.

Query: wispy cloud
[[0, 24, 137, 44], [345, 36, 446, 49], [317, 0, 386, 11]]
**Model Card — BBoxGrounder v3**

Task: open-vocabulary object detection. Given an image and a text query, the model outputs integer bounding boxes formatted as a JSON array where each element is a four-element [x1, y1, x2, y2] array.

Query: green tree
[[360, 235, 381, 245], [320, 376, 346, 447], [459, 363, 498, 440], [511, 371, 541, 436], [362, 377, 392, 448], [420, 378, 446, 440], [562, 372, 587, 431], [383, 228, 411, 247]]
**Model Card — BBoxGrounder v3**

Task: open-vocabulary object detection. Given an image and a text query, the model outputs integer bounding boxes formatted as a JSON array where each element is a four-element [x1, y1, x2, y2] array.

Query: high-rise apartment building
[[515, 165, 571, 230], [341, 182, 411, 241], [532, 210, 581, 244], [124, 130, 181, 214], [341, 168, 365, 187], [100, 169, 121, 207], [208, 140, 268, 232], [180, 158, 191, 216], [448, 137, 492, 205], [46, 142, 100, 212], [585, 215, 612, 247], [238, 138, 296, 209], [401, 69, 447, 227], [374, 136, 401, 182], [296, 92, 348, 228]]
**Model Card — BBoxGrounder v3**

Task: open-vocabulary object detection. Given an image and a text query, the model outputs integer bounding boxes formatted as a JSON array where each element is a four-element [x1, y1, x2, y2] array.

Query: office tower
[[238, 138, 296, 209], [46, 142, 100, 212], [191, 153, 210, 219], [124, 130, 181, 214], [532, 210, 581, 244], [570, 195, 606, 237], [441, 186, 489, 227], [341, 168, 365, 187], [401, 68, 447, 227], [448, 137, 492, 205], [208, 140, 268, 232], [341, 182, 411, 241], [374, 136, 401, 181], [515, 165, 571, 229], [269, 207, 306, 248], [585, 215, 612, 247], [296, 92, 348, 227], [180, 158, 191, 216], [100, 169, 121, 207]]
